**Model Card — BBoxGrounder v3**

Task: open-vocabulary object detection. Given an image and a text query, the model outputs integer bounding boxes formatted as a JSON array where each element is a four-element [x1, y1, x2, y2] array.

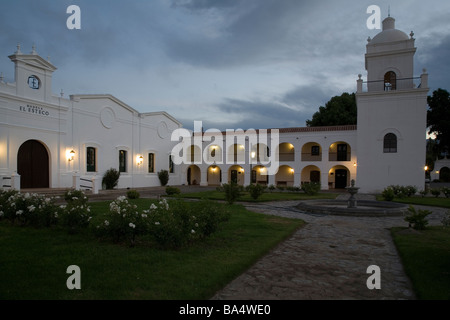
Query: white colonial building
[[0, 16, 429, 194], [0, 45, 183, 191], [174, 16, 429, 194]]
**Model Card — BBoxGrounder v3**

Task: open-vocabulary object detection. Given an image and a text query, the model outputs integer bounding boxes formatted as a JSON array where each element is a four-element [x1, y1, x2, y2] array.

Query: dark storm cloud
[[1, 0, 450, 131], [164, 0, 318, 68], [419, 34, 450, 92], [172, 0, 242, 10]]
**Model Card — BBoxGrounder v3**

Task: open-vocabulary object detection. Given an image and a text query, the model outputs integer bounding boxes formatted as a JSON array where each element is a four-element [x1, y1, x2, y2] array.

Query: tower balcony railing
[[357, 70, 428, 93], [359, 77, 422, 93]]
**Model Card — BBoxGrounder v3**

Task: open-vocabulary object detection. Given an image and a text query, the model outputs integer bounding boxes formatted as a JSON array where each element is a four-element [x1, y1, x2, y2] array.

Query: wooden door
[[335, 169, 347, 189], [17, 140, 49, 188]]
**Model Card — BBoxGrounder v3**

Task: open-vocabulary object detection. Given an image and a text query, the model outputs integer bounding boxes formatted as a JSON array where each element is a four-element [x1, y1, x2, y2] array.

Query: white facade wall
[[0, 48, 183, 190], [177, 127, 357, 190]]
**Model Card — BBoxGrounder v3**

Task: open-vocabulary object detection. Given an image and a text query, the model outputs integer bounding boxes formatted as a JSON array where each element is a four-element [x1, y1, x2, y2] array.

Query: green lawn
[[376, 195, 450, 208], [391, 226, 450, 300], [0, 199, 304, 300], [172, 190, 338, 202]]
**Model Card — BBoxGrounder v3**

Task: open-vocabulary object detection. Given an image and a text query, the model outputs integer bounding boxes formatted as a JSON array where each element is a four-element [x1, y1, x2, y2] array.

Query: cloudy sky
[[1, 0, 449, 131]]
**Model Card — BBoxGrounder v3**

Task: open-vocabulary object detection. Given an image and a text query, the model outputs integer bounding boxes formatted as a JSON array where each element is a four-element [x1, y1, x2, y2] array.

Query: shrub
[[0, 191, 60, 227], [390, 185, 407, 198], [441, 187, 450, 198], [381, 187, 395, 201], [64, 189, 88, 205], [126, 189, 140, 199], [246, 183, 265, 200], [165, 186, 181, 196], [431, 188, 441, 198], [158, 170, 169, 186], [102, 168, 120, 190], [404, 205, 432, 230], [95, 196, 146, 246], [301, 182, 321, 196], [0, 190, 19, 222], [59, 202, 91, 234], [419, 189, 429, 198], [147, 199, 230, 248], [60, 189, 91, 234], [288, 186, 301, 192], [189, 200, 230, 238], [146, 199, 186, 248], [219, 182, 242, 204], [268, 184, 276, 192], [385, 185, 418, 198], [442, 210, 450, 228], [405, 185, 418, 197]]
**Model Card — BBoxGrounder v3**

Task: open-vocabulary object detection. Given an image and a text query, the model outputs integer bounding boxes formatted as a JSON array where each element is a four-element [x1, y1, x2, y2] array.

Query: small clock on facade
[[28, 75, 40, 89]]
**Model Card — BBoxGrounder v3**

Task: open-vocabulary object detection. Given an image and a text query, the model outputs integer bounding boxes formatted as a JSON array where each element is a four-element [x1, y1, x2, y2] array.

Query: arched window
[[384, 71, 397, 91], [383, 133, 397, 153]]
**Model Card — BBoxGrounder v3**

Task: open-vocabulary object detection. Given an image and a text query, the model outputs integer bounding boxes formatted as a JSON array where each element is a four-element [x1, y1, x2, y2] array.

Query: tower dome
[[369, 16, 409, 45]]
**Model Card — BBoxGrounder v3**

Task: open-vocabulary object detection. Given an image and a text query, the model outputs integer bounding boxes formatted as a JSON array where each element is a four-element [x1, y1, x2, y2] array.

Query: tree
[[306, 92, 357, 127], [427, 88, 450, 156]]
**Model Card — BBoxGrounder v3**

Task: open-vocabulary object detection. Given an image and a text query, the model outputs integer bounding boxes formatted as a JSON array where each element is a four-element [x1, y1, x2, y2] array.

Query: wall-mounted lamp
[[290, 168, 295, 174], [137, 155, 144, 166], [211, 165, 217, 172], [424, 165, 429, 171], [353, 162, 357, 167], [67, 149, 75, 162], [251, 151, 256, 159]]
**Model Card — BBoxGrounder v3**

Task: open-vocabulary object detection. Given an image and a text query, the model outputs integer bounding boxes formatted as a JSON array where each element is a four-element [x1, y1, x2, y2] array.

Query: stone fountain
[[296, 179, 409, 217], [346, 179, 359, 208]]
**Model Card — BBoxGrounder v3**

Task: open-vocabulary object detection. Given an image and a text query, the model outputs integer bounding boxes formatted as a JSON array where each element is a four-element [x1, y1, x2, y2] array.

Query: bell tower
[[356, 16, 429, 193]]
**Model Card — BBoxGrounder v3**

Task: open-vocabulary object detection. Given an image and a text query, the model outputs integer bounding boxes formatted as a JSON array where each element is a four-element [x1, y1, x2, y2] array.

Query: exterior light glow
[[67, 149, 75, 161], [137, 155, 144, 165]]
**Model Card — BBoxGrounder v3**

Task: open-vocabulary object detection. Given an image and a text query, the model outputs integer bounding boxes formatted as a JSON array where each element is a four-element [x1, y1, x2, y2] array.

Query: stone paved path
[[211, 199, 447, 300]]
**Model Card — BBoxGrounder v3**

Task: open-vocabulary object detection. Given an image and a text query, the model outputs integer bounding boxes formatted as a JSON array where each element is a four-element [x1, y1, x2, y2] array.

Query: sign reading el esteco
[[19, 104, 50, 116]]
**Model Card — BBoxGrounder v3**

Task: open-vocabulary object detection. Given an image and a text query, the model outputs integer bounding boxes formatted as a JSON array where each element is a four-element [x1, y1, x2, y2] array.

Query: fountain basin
[[296, 199, 408, 217]]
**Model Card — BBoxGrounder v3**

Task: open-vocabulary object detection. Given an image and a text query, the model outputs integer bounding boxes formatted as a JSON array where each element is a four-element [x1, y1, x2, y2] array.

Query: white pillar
[[420, 69, 428, 88], [321, 170, 329, 190], [200, 167, 208, 186], [268, 174, 275, 187], [244, 166, 251, 186], [92, 175, 99, 194], [72, 172, 81, 190], [11, 172, 20, 190], [294, 171, 301, 187]]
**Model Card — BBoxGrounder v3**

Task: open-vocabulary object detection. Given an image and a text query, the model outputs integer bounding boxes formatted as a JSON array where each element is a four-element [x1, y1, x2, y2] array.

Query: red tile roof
[[200, 125, 357, 136]]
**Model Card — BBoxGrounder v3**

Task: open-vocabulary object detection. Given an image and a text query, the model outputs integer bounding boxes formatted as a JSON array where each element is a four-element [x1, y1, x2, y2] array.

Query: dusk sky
[[1, 0, 449, 131]]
